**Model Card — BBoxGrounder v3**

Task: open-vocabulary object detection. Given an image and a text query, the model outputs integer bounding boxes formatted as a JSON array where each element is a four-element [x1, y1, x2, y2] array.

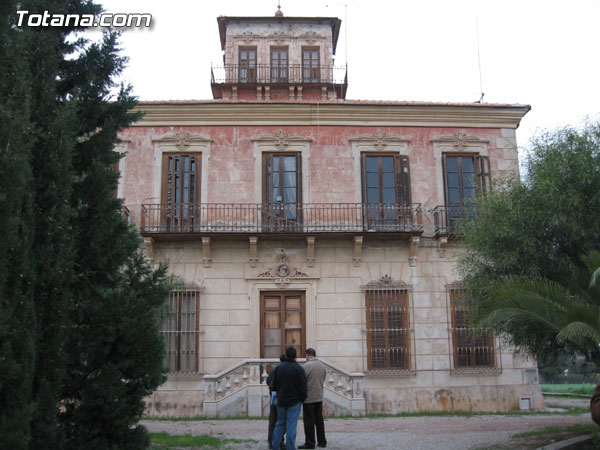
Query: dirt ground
[[143, 397, 598, 450]]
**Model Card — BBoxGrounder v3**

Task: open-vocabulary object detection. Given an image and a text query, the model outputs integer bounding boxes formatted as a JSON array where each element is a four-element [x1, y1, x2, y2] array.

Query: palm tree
[[476, 250, 600, 357]]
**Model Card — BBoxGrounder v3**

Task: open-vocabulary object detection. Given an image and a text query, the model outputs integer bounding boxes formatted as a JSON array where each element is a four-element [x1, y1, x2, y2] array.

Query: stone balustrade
[[203, 358, 365, 417]]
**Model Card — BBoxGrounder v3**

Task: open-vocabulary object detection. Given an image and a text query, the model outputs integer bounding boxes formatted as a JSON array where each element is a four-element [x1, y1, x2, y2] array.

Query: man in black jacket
[[271, 347, 308, 450], [267, 354, 287, 449]]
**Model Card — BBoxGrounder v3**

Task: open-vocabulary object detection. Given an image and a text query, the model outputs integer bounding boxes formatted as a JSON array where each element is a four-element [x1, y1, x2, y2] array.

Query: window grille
[[366, 289, 409, 370], [161, 290, 200, 372], [449, 289, 494, 369]]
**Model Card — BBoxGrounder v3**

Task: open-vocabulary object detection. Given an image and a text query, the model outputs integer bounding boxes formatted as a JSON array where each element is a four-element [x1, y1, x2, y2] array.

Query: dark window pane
[[446, 157, 458, 172], [381, 156, 394, 172], [447, 173, 459, 188], [463, 173, 476, 188], [365, 157, 378, 172], [284, 187, 297, 203], [461, 157, 474, 172], [367, 188, 379, 203], [383, 188, 396, 203], [272, 187, 281, 202], [367, 172, 379, 188], [284, 172, 296, 188], [382, 173, 395, 188], [449, 188, 461, 204], [272, 156, 280, 172], [283, 156, 296, 171]]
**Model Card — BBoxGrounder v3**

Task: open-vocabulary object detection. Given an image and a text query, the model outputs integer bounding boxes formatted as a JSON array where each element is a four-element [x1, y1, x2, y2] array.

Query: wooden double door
[[260, 291, 305, 358]]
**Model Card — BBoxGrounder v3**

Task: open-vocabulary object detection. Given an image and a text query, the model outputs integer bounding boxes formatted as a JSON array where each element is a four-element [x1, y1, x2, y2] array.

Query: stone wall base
[[365, 384, 544, 414], [143, 383, 544, 417]]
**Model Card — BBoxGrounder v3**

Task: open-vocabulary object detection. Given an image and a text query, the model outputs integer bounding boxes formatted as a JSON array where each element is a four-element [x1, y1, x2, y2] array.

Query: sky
[[93, 0, 600, 153]]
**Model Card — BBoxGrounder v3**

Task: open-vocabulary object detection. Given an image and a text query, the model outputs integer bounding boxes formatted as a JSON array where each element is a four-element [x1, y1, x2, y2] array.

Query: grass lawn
[[150, 432, 256, 449], [541, 384, 596, 395]]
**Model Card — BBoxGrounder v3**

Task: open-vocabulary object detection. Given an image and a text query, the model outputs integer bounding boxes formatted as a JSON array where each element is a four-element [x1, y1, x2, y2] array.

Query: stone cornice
[[131, 102, 530, 129]]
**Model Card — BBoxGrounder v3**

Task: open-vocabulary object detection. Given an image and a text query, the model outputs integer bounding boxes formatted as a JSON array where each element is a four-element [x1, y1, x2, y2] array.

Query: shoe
[[317, 444, 327, 448], [299, 445, 315, 449]]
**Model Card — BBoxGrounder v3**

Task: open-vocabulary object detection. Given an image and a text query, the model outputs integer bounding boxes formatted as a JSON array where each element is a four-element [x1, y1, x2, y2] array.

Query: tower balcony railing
[[141, 202, 422, 236], [433, 205, 479, 237], [211, 64, 347, 86]]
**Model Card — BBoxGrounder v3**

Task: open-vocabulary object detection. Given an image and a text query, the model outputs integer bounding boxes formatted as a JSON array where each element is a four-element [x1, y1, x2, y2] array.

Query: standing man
[[267, 354, 287, 449], [299, 348, 327, 449], [271, 347, 307, 450]]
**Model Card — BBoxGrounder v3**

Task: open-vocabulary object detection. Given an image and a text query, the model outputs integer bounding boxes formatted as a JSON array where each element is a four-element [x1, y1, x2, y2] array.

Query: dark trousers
[[268, 403, 285, 445], [302, 402, 326, 447]]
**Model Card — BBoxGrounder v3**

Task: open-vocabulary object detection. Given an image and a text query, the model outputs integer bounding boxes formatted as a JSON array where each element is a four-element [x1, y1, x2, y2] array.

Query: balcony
[[433, 205, 479, 237], [141, 203, 422, 238], [211, 64, 347, 96]]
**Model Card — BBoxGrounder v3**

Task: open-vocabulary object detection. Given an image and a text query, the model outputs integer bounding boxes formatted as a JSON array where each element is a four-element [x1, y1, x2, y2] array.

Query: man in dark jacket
[[271, 347, 308, 450], [267, 354, 287, 449]]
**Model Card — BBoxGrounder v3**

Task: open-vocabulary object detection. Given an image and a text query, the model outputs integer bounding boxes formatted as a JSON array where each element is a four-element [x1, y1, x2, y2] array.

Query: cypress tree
[[0, 4, 36, 449], [60, 32, 170, 449], [0, 1, 170, 448]]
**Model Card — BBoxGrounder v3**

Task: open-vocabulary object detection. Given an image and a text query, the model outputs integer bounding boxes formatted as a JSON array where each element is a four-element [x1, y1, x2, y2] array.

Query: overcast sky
[[95, 0, 600, 152]]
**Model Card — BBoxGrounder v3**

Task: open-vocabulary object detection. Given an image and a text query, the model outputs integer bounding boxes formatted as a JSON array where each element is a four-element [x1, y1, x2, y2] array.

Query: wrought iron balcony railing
[[211, 64, 347, 86], [433, 205, 479, 237], [141, 202, 422, 235]]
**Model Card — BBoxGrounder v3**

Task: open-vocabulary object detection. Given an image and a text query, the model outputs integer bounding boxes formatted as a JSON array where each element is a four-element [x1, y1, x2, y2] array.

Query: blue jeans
[[271, 401, 301, 450]]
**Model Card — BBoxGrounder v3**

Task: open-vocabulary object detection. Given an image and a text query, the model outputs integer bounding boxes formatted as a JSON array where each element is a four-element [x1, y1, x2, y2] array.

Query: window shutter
[[189, 155, 196, 204], [395, 155, 411, 205], [263, 153, 273, 203], [296, 153, 302, 204], [477, 155, 491, 193], [360, 154, 366, 204]]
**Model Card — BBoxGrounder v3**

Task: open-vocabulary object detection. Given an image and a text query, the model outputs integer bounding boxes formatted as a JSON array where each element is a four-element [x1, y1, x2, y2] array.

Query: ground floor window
[[161, 290, 200, 372], [450, 289, 494, 368], [366, 289, 409, 370]]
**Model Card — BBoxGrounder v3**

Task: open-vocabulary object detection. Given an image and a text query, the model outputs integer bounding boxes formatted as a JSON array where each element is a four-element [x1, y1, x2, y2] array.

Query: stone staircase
[[203, 358, 365, 418]]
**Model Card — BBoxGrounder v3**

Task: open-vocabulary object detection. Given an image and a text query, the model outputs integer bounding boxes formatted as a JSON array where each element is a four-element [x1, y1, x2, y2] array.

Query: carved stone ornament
[[431, 132, 489, 150], [350, 131, 409, 150], [373, 130, 388, 149], [271, 31, 288, 42], [257, 250, 310, 288], [301, 31, 318, 43], [274, 130, 289, 149], [153, 131, 211, 148], [361, 275, 410, 291], [253, 132, 312, 150], [175, 130, 190, 148], [238, 31, 255, 43], [380, 274, 393, 284]]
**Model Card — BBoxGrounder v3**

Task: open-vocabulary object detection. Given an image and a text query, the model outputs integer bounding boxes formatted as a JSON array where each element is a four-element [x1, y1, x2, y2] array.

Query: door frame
[[259, 290, 306, 358]]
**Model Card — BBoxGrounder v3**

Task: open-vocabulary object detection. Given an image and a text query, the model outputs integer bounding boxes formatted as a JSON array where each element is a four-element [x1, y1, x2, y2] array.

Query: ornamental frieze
[[350, 131, 409, 150], [257, 250, 311, 288], [430, 131, 489, 150]]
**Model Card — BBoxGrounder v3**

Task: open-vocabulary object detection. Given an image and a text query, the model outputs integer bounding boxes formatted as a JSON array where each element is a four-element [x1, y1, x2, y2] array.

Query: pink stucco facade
[[116, 11, 542, 417]]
